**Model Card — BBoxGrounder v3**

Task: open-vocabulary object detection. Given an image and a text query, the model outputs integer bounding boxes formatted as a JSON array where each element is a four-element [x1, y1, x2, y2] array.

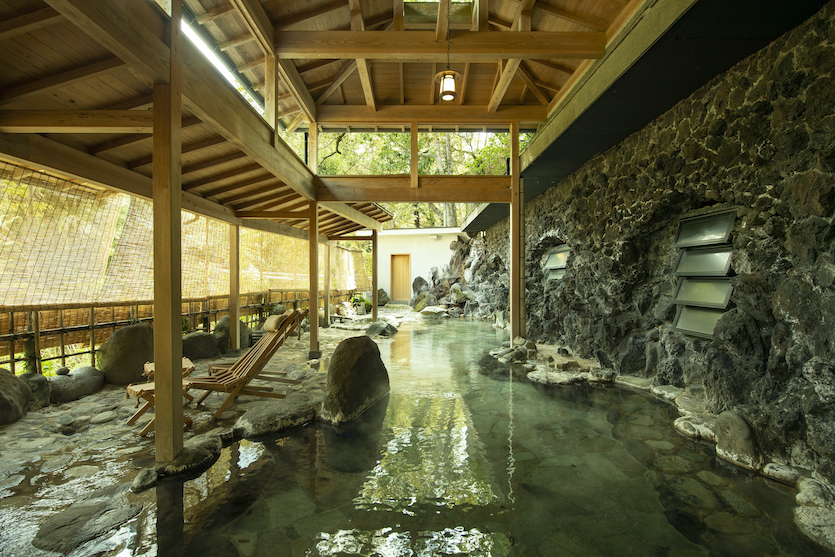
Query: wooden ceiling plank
[[534, 3, 606, 32], [182, 152, 247, 175], [0, 110, 153, 133], [232, 188, 294, 210], [0, 57, 125, 106], [276, 1, 350, 30], [46, 0, 316, 200], [315, 60, 357, 105], [183, 164, 264, 191], [199, 176, 276, 198], [194, 5, 237, 24], [218, 183, 280, 204], [319, 175, 511, 203], [0, 7, 64, 42], [229, 0, 275, 55], [317, 104, 546, 124], [128, 135, 227, 169], [105, 94, 154, 110], [517, 64, 550, 105], [89, 116, 201, 154], [246, 192, 299, 211], [530, 58, 574, 75], [237, 210, 311, 219], [275, 30, 605, 61]]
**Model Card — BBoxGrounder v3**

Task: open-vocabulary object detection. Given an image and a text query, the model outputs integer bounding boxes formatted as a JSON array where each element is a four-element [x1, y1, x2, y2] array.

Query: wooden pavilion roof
[[0, 0, 639, 231]]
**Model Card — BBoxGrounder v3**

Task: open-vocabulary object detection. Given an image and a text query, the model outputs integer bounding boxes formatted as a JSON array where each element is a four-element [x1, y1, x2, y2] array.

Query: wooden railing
[[0, 289, 354, 374]]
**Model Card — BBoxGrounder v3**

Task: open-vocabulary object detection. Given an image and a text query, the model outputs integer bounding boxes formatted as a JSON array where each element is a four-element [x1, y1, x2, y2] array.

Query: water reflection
[[314, 526, 511, 557], [324, 394, 389, 473]]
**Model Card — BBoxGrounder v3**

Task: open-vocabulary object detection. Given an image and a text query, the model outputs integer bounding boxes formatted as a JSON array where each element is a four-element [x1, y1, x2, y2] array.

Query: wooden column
[[411, 121, 418, 188], [153, 0, 183, 462], [371, 229, 378, 321], [510, 120, 525, 340], [308, 122, 318, 173], [308, 201, 320, 356], [323, 243, 331, 326], [229, 224, 240, 350], [264, 54, 277, 130]]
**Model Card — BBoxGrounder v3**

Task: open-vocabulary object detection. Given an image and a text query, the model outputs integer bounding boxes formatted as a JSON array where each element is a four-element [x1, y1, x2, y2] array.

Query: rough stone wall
[[466, 3, 835, 479]]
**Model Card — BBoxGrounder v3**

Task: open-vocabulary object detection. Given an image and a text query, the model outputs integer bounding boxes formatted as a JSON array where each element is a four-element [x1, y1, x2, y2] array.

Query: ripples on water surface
[[103, 321, 835, 555]]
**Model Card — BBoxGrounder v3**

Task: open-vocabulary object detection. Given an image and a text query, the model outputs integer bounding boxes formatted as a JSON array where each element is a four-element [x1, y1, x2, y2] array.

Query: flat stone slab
[[234, 391, 316, 438]]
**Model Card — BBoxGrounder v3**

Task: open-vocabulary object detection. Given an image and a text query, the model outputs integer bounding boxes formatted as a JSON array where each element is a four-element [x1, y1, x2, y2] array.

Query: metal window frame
[[674, 209, 736, 248], [673, 245, 733, 277], [673, 277, 734, 309], [673, 305, 727, 339]]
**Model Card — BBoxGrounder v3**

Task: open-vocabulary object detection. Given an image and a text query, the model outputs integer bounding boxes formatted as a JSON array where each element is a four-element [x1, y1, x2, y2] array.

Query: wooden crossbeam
[[0, 57, 125, 105], [316, 104, 546, 124], [218, 35, 258, 51], [0, 7, 64, 42], [0, 110, 153, 133], [89, 116, 201, 154], [316, 60, 358, 105], [229, 0, 275, 55], [319, 175, 511, 203], [194, 5, 236, 24], [435, 0, 450, 42], [277, 59, 316, 123], [516, 64, 550, 105], [275, 30, 606, 61]]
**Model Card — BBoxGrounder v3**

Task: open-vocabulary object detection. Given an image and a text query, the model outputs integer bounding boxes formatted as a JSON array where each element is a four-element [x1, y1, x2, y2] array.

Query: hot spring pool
[[130, 319, 830, 556]]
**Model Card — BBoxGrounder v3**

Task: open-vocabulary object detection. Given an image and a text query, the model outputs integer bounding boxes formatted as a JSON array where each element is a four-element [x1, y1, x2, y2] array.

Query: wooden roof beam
[[320, 201, 384, 230], [200, 174, 276, 198], [245, 191, 300, 211], [319, 175, 511, 203], [183, 164, 264, 191], [236, 210, 311, 219], [127, 135, 227, 169], [435, 0, 450, 42], [0, 57, 125, 106], [316, 60, 358, 105], [472, 0, 488, 31], [275, 30, 605, 61], [231, 188, 295, 210], [516, 64, 550, 105], [218, 183, 281, 204], [0, 7, 64, 42], [0, 110, 152, 133], [194, 5, 236, 24], [276, 1, 349, 30], [181, 152, 247, 175], [348, 0, 376, 112], [89, 116, 201, 154], [488, 3, 533, 113], [316, 104, 545, 124], [229, 0, 275, 55], [530, 58, 574, 75], [277, 59, 316, 122]]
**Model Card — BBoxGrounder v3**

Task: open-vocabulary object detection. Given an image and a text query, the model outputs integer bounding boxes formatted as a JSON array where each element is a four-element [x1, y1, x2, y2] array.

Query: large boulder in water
[[97, 323, 153, 385], [213, 316, 251, 355], [366, 321, 397, 337], [320, 336, 390, 424], [49, 366, 104, 403], [0, 368, 31, 424], [182, 331, 220, 360], [377, 288, 390, 306]]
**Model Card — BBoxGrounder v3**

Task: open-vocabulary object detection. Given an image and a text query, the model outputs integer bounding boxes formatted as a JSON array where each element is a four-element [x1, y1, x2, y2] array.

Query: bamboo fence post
[[8, 312, 15, 374], [31, 311, 42, 374], [89, 306, 96, 366], [59, 310, 66, 367]]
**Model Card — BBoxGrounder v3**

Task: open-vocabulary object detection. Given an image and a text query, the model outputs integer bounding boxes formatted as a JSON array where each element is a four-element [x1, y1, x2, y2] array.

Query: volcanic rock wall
[[463, 3, 835, 480]]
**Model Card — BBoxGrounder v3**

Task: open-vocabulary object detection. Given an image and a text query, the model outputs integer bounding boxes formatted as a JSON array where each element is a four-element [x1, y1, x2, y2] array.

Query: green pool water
[[141, 319, 831, 556]]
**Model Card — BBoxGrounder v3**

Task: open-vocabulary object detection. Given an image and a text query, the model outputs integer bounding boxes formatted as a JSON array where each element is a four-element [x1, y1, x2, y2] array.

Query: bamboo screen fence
[[0, 162, 370, 371]]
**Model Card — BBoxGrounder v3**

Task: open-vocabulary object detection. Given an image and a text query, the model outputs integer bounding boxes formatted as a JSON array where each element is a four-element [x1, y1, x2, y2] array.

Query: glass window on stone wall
[[542, 244, 570, 281], [672, 208, 737, 339]]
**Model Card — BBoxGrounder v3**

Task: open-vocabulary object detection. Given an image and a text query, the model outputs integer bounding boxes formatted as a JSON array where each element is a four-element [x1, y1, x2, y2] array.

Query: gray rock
[[96, 323, 153, 385], [213, 315, 251, 355], [763, 462, 801, 485], [155, 433, 223, 476], [412, 276, 429, 297], [320, 336, 390, 424], [234, 391, 316, 437], [90, 410, 117, 424], [19, 371, 50, 409], [55, 366, 70, 375], [0, 368, 31, 424], [797, 478, 835, 507], [49, 366, 104, 403], [795, 507, 835, 553], [182, 331, 221, 360], [715, 410, 761, 470], [377, 288, 390, 306], [419, 306, 447, 320], [130, 467, 158, 493], [270, 303, 288, 316], [366, 321, 397, 337], [31, 483, 141, 554]]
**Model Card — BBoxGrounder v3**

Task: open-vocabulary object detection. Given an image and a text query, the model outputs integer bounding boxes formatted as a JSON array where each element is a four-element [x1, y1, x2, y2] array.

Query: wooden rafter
[[229, 0, 275, 55], [0, 57, 125, 106], [217, 35, 258, 52], [183, 163, 263, 191], [219, 183, 280, 204], [348, 0, 376, 112], [200, 174, 275, 198], [0, 7, 64, 42], [316, 60, 358, 105], [488, 1, 535, 113], [531, 58, 574, 75], [435, 0, 450, 42], [275, 30, 605, 61], [194, 5, 236, 24], [319, 175, 511, 203], [127, 135, 227, 169], [535, 3, 606, 31], [89, 116, 201, 154], [516, 64, 550, 105], [277, 59, 316, 122], [232, 188, 294, 211], [182, 152, 247, 175]]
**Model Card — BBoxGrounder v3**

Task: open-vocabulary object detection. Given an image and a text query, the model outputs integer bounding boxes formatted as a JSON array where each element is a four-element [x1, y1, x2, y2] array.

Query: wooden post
[[59, 310, 66, 367], [229, 224, 240, 350], [8, 313, 14, 374], [309, 201, 320, 357], [153, 0, 184, 462], [264, 54, 277, 130], [323, 243, 331, 326], [371, 230, 378, 321], [308, 121, 318, 173], [411, 121, 418, 188], [510, 120, 525, 340]]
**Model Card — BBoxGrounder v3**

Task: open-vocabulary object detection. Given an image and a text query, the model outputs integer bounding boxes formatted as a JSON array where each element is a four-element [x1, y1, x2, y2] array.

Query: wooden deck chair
[[187, 308, 308, 419]]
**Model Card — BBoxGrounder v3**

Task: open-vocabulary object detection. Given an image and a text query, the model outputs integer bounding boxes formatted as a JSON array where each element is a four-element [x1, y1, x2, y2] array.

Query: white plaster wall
[[377, 228, 463, 302]]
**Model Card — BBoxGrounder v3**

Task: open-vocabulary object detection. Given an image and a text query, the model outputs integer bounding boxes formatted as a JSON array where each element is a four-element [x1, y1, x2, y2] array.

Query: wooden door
[[391, 254, 411, 302]]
